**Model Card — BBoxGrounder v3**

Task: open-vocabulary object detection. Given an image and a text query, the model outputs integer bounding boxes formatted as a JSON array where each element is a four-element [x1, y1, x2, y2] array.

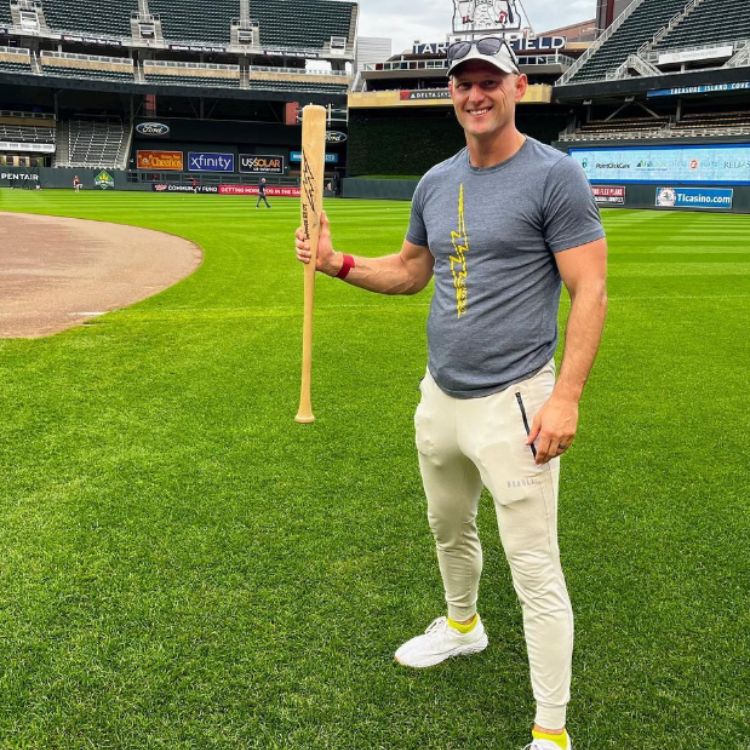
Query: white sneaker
[[523, 737, 572, 750], [394, 616, 488, 668]]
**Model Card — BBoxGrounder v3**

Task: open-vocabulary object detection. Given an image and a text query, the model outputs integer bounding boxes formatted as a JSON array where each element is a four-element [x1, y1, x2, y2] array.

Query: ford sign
[[136, 122, 170, 137], [326, 131, 347, 144]]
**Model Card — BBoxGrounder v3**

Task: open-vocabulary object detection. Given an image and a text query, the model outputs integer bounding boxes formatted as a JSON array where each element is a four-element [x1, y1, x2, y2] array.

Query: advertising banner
[[570, 145, 750, 185], [400, 89, 452, 101], [135, 122, 171, 137], [289, 151, 339, 164], [137, 150, 184, 171], [592, 185, 626, 205], [239, 154, 285, 174], [187, 152, 235, 173], [94, 170, 115, 189], [648, 80, 750, 98], [218, 185, 301, 197], [152, 183, 219, 193], [0, 170, 40, 183], [655, 187, 734, 210]]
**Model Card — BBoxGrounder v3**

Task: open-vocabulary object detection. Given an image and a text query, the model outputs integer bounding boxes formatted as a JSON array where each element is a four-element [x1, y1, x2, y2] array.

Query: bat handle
[[295, 254, 316, 423]]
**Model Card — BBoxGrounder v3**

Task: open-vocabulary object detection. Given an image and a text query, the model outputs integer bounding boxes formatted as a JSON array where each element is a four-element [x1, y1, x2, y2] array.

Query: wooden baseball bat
[[295, 104, 327, 424]]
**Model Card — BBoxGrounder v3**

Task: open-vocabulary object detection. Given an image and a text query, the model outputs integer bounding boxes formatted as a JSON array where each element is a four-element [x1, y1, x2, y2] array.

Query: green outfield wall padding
[[347, 108, 570, 177], [341, 178, 420, 200], [347, 111, 465, 177]]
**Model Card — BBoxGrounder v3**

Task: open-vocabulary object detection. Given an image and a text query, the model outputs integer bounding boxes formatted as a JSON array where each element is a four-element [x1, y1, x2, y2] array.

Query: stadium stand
[[252, 0, 355, 50], [655, 0, 750, 51], [142, 61, 240, 88], [42, 0, 137, 37], [147, 0, 237, 45], [561, 0, 689, 83], [0, 122, 56, 142], [0, 110, 56, 142], [0, 0, 354, 186], [40, 51, 135, 82], [62, 119, 128, 168], [0, 46, 34, 74], [11, 0, 356, 51], [248, 80, 348, 94], [0, 110, 56, 167]]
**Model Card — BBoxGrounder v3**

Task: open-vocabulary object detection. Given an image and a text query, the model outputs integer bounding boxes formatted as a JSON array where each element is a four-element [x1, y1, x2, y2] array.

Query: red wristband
[[335, 254, 355, 279]]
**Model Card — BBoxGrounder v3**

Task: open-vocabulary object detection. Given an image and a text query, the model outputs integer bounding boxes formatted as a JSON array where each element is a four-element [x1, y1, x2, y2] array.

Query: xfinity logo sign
[[188, 152, 235, 172], [326, 131, 347, 144], [136, 122, 170, 137]]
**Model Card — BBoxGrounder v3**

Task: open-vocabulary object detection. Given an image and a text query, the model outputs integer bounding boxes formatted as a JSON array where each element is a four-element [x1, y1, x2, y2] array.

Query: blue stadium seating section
[[570, 0, 688, 82], [656, 0, 750, 50], [8, 0, 355, 50]]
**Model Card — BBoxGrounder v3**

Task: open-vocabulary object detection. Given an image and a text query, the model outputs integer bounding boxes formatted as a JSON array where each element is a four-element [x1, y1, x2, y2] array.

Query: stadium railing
[[362, 54, 575, 74], [142, 60, 240, 88], [41, 50, 134, 73], [0, 45, 33, 73]]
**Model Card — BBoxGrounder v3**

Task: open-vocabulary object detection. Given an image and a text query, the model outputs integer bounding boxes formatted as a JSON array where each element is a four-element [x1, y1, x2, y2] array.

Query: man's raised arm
[[295, 212, 434, 295]]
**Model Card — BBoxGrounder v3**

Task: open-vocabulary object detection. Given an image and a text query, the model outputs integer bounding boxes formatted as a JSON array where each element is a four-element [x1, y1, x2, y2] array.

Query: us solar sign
[[239, 154, 285, 174]]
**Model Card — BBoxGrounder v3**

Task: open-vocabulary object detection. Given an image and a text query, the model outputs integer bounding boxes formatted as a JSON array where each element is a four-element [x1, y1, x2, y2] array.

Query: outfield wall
[[342, 175, 750, 212], [3, 166, 749, 213], [0, 167, 305, 195]]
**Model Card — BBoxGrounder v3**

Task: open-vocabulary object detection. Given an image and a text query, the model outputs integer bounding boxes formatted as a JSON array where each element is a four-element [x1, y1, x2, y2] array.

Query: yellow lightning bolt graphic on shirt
[[449, 183, 469, 318]]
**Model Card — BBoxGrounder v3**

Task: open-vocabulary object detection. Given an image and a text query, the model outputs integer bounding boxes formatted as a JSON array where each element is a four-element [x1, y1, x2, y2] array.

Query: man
[[256, 177, 271, 208], [72, 175, 81, 192], [295, 37, 607, 750]]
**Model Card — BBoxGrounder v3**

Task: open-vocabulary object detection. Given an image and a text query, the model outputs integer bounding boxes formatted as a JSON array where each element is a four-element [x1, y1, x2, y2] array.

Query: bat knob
[[294, 413, 315, 424]]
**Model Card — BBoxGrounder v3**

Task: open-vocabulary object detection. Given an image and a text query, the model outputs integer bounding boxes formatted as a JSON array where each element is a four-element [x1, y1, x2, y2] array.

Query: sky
[[355, 0, 597, 55]]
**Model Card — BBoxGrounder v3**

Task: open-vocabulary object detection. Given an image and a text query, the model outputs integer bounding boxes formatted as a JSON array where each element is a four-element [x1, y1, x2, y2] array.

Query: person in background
[[256, 177, 271, 208]]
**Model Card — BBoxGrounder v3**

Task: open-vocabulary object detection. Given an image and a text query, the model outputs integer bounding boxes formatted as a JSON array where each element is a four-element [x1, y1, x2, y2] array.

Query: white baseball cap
[[446, 37, 520, 76]]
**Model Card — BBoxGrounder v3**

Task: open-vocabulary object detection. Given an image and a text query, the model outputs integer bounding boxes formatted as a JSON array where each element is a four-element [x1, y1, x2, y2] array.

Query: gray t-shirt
[[406, 137, 605, 398]]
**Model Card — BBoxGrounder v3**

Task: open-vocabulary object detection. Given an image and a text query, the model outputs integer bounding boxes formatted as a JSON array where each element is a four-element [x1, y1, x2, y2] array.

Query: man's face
[[449, 61, 526, 139]]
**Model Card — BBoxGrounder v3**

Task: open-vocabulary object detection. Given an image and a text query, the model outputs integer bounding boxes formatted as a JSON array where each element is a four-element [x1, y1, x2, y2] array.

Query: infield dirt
[[0, 211, 202, 338]]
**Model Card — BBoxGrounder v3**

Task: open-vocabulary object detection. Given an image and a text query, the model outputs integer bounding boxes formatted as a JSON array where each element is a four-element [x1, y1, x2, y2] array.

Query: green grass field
[[0, 188, 748, 749]]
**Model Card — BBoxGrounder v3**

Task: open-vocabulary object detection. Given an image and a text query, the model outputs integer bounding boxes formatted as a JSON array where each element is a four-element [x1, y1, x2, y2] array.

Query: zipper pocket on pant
[[514, 391, 537, 459]]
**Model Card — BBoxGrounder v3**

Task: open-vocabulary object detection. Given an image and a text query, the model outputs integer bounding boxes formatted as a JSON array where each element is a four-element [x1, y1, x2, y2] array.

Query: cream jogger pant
[[414, 360, 573, 729]]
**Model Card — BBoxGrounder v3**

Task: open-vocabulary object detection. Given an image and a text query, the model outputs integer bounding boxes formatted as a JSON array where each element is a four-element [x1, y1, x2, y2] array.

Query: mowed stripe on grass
[[0, 190, 748, 749]]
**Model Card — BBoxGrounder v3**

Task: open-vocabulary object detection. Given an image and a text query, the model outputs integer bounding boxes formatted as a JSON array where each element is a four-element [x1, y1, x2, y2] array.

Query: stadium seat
[[569, 0, 688, 82], [41, 65, 134, 81], [655, 0, 750, 50], [63, 119, 128, 168], [32, 0, 355, 51]]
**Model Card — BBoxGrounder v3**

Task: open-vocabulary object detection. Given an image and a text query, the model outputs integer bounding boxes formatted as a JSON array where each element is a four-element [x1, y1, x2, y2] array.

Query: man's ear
[[514, 73, 528, 102]]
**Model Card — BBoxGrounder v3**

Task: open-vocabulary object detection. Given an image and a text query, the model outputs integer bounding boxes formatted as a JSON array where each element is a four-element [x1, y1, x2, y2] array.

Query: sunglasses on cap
[[446, 37, 520, 73]]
